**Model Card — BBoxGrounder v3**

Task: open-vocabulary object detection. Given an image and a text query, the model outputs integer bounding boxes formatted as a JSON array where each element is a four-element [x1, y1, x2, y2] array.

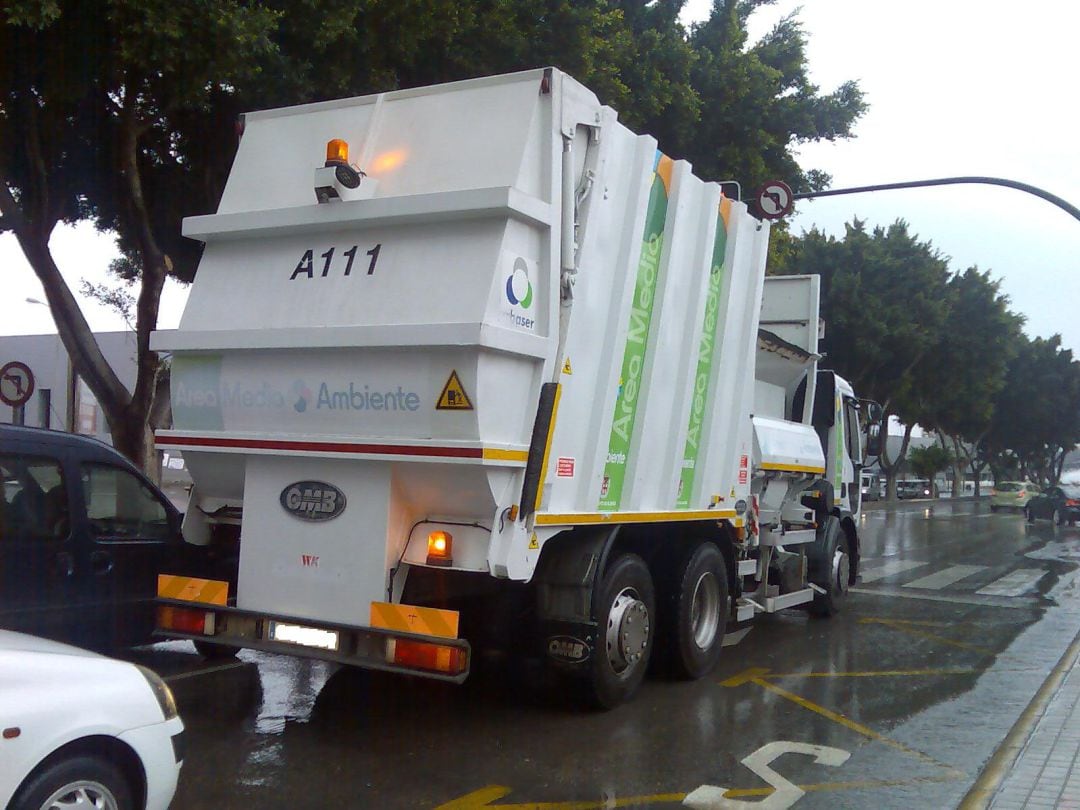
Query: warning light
[[426, 531, 453, 566], [369, 148, 408, 174], [325, 138, 350, 165]]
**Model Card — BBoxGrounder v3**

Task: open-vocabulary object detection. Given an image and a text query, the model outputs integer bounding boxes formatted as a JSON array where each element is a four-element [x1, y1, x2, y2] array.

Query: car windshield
[[997, 483, 1020, 492]]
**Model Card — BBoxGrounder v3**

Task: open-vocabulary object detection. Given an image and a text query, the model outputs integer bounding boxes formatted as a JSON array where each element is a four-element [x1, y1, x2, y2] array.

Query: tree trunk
[[879, 418, 914, 501]]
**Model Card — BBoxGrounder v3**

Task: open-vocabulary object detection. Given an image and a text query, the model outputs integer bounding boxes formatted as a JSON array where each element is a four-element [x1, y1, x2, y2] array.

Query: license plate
[[268, 621, 339, 651]]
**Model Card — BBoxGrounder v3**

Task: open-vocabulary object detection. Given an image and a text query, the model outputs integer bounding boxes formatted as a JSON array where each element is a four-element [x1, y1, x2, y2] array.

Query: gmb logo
[[505, 257, 533, 309]]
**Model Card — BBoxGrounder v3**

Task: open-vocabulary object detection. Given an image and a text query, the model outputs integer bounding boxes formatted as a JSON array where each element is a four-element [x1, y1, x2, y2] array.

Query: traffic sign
[[0, 361, 35, 407], [755, 180, 794, 220]]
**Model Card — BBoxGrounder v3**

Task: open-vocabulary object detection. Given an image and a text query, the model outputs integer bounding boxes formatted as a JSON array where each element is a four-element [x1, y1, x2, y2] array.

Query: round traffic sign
[[0, 361, 35, 407], [755, 180, 795, 220]]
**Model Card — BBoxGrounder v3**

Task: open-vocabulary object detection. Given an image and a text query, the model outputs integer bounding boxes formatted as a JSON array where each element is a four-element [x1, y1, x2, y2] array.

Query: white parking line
[[902, 565, 987, 590], [859, 559, 930, 583], [976, 568, 1045, 597]]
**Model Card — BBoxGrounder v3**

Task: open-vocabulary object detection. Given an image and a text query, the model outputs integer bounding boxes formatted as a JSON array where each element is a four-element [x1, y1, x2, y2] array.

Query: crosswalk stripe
[[902, 565, 987, 590], [859, 559, 930, 583], [976, 568, 1045, 597]]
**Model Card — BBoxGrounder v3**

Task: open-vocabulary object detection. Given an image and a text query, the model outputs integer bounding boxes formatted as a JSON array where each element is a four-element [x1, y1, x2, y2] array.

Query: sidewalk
[[982, 634, 1080, 809]]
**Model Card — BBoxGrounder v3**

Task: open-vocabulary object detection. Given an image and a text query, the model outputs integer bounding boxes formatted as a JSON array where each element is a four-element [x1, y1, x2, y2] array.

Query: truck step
[[759, 527, 817, 547], [763, 588, 814, 612], [737, 559, 758, 577], [735, 598, 758, 622]]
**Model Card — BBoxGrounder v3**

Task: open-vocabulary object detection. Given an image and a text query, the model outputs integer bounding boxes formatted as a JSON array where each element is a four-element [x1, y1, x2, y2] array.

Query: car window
[[0, 454, 69, 542], [997, 483, 1019, 492], [81, 463, 172, 541]]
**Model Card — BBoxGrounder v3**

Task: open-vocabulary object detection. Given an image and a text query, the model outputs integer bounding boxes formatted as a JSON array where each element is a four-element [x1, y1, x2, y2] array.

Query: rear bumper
[[155, 599, 471, 683]]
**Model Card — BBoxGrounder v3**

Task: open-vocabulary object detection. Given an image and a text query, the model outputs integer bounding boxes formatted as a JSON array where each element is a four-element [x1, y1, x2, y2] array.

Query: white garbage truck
[[154, 68, 879, 708]]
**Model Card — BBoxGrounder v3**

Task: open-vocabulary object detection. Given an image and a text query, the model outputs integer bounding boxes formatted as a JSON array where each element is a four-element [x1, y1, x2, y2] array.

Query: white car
[[0, 631, 184, 810]]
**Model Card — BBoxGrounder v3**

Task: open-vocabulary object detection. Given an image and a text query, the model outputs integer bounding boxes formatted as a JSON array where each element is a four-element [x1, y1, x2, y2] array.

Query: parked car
[[860, 472, 881, 502], [1025, 483, 1080, 526], [0, 630, 184, 810], [990, 481, 1040, 512], [897, 479, 932, 499], [0, 425, 194, 651]]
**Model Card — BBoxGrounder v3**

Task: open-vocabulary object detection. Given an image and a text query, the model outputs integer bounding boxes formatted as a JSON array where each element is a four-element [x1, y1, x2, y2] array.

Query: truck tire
[[808, 517, 849, 617], [586, 553, 655, 709], [655, 542, 728, 680]]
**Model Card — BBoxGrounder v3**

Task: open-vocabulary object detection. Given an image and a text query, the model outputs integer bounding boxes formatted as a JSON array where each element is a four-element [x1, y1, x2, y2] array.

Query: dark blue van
[[0, 425, 187, 650]]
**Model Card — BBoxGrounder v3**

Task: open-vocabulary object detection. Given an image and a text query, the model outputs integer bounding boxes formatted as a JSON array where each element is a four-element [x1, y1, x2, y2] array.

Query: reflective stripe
[[157, 575, 229, 606], [536, 509, 736, 526], [369, 602, 460, 639]]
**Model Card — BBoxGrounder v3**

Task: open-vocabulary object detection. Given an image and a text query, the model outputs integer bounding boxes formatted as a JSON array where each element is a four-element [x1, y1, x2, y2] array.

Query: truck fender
[[533, 527, 620, 668]]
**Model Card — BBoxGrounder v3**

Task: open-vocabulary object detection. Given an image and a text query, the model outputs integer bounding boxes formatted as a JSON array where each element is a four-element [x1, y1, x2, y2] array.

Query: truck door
[[76, 461, 181, 647], [842, 396, 863, 512], [0, 450, 82, 644]]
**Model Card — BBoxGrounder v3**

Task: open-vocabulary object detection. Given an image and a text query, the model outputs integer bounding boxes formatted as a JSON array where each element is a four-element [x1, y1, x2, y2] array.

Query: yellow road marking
[[436, 773, 964, 809], [859, 617, 994, 654], [721, 668, 964, 776]]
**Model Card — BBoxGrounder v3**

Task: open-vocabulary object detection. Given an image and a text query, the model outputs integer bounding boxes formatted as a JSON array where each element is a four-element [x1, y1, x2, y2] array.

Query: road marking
[[858, 559, 929, 583], [764, 668, 976, 679], [859, 618, 994, 654], [850, 587, 1036, 610], [976, 568, 1045, 597], [902, 564, 987, 590], [720, 668, 962, 775], [684, 741, 850, 809]]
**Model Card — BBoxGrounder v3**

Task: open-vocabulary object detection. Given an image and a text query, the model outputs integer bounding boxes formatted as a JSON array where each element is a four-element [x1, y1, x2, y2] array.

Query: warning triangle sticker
[[436, 370, 473, 411], [562, 357, 573, 375], [529, 533, 539, 550]]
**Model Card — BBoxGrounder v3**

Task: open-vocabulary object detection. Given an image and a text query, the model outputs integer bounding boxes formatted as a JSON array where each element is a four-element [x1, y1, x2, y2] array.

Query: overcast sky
[[3, 0, 1078, 354]]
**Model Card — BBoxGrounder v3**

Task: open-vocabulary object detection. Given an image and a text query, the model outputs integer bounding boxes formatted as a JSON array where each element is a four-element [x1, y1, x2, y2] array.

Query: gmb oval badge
[[280, 481, 347, 522]]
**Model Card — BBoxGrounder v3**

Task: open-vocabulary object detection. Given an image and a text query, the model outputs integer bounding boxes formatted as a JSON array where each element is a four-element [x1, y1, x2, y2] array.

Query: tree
[[0, 1, 281, 476], [2, 0, 866, 475], [781, 219, 952, 498], [908, 268, 1023, 495], [983, 335, 1080, 486], [908, 444, 952, 497]]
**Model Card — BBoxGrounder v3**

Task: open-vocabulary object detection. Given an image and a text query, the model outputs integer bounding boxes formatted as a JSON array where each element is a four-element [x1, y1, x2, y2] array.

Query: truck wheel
[[808, 517, 849, 617], [586, 553, 655, 709], [656, 543, 728, 680]]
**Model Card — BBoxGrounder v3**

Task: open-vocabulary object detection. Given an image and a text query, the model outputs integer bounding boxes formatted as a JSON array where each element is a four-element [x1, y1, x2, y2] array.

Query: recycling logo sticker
[[503, 256, 536, 331]]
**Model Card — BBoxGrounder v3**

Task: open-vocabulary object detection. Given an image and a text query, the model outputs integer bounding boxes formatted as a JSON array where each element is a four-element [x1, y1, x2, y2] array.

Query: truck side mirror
[[862, 401, 884, 458]]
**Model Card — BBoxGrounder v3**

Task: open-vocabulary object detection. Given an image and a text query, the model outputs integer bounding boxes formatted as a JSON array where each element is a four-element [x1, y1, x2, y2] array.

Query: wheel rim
[[605, 587, 649, 676], [690, 571, 721, 650], [40, 780, 120, 810], [832, 549, 850, 597]]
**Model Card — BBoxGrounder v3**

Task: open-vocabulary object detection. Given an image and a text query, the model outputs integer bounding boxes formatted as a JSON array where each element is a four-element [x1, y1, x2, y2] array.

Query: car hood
[[0, 629, 104, 659]]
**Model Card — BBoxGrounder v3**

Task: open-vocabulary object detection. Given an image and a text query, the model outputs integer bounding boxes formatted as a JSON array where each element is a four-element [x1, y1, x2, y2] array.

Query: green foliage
[[908, 444, 952, 483]]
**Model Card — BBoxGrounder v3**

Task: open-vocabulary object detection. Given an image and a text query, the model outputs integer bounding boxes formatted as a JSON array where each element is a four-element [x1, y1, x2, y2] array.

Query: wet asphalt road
[[136, 499, 1080, 809]]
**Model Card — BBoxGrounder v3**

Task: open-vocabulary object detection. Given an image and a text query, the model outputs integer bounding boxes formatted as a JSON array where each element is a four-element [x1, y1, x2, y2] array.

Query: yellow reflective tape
[[156, 574, 228, 606], [369, 602, 459, 639], [481, 448, 529, 463], [535, 509, 737, 526], [759, 462, 826, 474]]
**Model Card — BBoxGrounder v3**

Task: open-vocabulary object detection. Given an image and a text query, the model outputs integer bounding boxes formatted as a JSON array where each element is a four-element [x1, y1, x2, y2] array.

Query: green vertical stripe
[[599, 156, 669, 511], [676, 213, 728, 508]]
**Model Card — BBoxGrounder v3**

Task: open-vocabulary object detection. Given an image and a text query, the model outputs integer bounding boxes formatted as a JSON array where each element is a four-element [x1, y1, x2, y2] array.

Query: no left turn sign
[[0, 361, 35, 407], [755, 180, 794, 220]]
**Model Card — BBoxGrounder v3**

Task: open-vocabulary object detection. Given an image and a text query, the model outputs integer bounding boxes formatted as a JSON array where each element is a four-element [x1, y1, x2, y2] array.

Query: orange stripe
[[369, 602, 459, 639], [157, 574, 229, 606]]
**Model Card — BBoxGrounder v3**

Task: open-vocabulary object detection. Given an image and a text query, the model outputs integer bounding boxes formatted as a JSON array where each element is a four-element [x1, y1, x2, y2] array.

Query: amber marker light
[[426, 530, 453, 566], [325, 138, 350, 165]]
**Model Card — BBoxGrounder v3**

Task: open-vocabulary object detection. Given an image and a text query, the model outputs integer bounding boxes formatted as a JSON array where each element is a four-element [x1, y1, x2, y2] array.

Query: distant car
[[897, 479, 932, 500], [860, 472, 880, 501], [990, 481, 1040, 512], [0, 630, 184, 810], [0, 425, 189, 651], [1025, 484, 1080, 526]]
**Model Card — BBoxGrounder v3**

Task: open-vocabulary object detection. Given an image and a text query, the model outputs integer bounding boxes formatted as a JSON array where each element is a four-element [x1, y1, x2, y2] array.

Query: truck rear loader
[[153, 68, 877, 708]]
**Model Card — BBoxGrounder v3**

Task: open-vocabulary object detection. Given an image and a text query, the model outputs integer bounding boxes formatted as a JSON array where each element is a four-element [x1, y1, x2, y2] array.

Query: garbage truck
[[153, 68, 879, 708]]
